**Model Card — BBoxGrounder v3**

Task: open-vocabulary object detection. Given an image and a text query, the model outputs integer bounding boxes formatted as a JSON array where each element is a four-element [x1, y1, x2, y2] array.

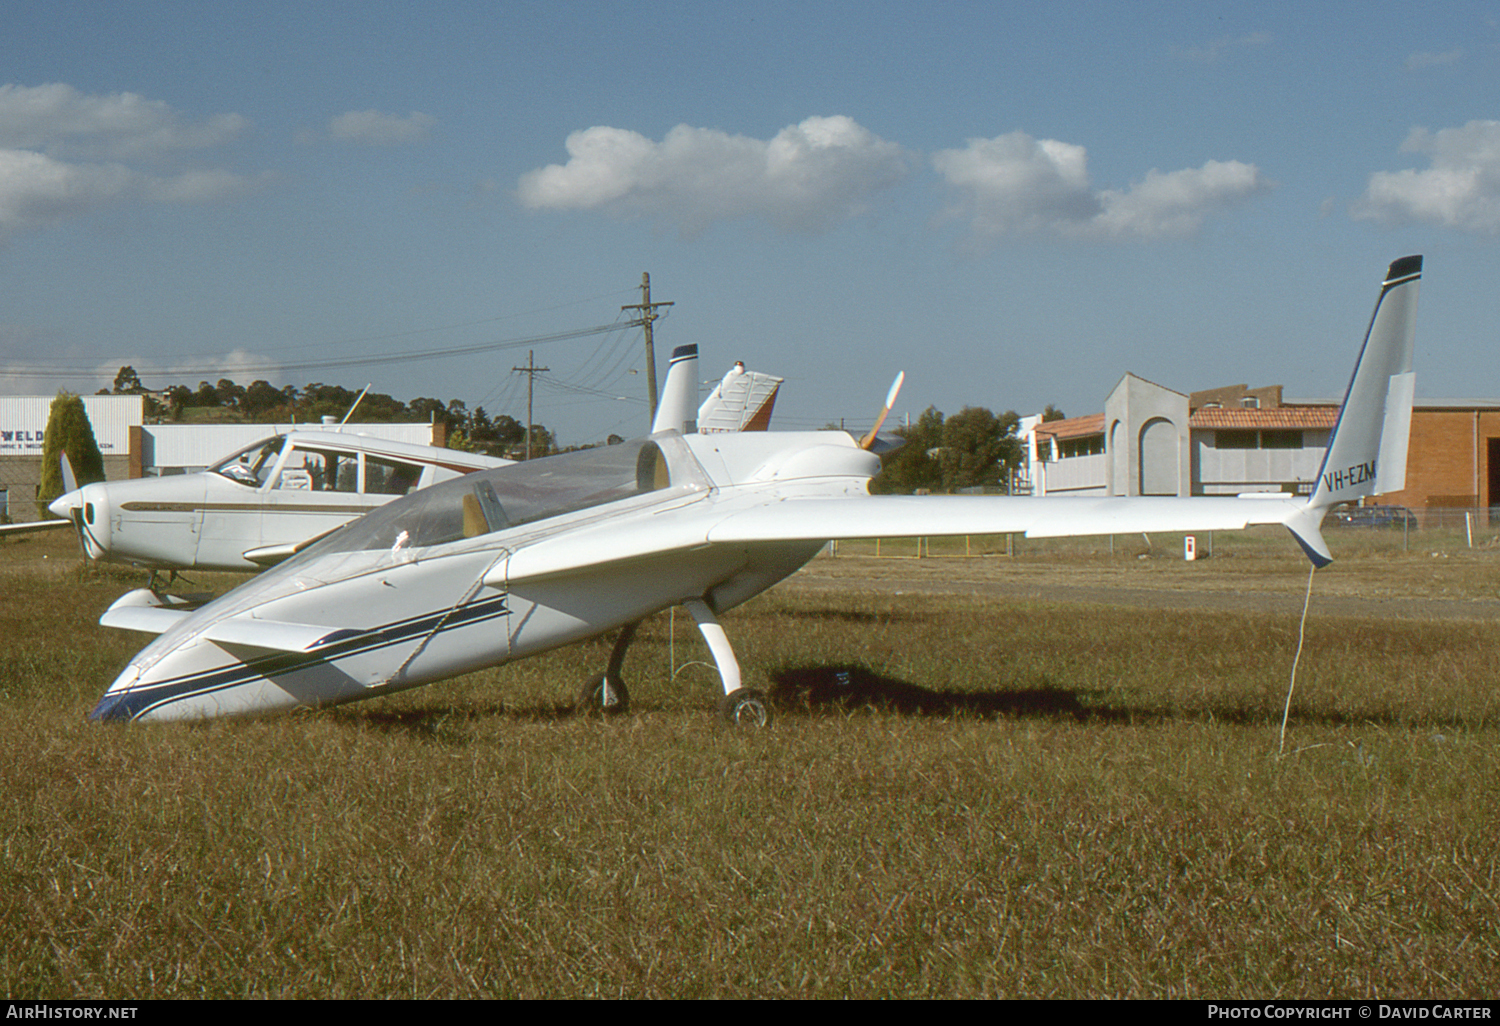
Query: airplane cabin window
[[367, 457, 422, 495], [211, 436, 286, 487], [274, 449, 358, 492]]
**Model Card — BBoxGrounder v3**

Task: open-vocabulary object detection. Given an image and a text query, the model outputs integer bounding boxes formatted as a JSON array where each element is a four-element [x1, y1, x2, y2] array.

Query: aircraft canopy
[[297, 438, 675, 557]]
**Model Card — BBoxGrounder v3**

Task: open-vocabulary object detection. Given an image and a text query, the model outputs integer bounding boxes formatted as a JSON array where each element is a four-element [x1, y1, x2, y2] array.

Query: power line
[[3, 320, 635, 382]]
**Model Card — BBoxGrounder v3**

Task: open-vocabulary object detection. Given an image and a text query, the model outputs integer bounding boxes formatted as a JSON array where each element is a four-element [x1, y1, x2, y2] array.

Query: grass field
[[2, 529, 1498, 998]]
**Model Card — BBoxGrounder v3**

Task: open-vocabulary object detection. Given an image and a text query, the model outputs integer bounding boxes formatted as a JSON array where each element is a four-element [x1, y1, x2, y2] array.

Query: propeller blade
[[69, 508, 90, 560], [60, 452, 77, 495], [859, 371, 905, 451]]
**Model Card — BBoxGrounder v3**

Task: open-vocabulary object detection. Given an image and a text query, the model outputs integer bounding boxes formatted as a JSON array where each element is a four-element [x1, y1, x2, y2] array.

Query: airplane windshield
[[292, 438, 680, 560], [209, 436, 286, 487]]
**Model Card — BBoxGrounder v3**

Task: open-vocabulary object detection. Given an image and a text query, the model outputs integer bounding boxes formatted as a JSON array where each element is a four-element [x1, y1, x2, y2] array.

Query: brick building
[[1375, 401, 1500, 518], [1020, 380, 1500, 523]]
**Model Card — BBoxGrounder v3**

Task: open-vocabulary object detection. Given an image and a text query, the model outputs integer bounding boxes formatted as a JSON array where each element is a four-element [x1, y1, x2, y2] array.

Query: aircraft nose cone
[[48, 489, 82, 520], [88, 667, 140, 723], [88, 692, 134, 722]]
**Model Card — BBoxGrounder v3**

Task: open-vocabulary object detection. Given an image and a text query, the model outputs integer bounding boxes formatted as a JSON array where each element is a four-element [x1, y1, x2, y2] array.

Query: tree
[[112, 366, 144, 394], [871, 405, 1023, 494], [408, 397, 449, 425], [215, 378, 245, 412], [163, 385, 192, 421], [357, 391, 409, 422], [491, 414, 526, 450], [241, 380, 287, 418], [525, 424, 555, 459], [36, 391, 106, 518], [299, 383, 362, 423], [871, 406, 945, 494], [938, 406, 1021, 492], [1042, 404, 1066, 422]]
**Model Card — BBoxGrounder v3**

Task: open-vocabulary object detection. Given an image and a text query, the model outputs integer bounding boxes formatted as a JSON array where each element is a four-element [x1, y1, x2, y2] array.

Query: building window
[[1214, 429, 1303, 449], [1058, 436, 1104, 458]]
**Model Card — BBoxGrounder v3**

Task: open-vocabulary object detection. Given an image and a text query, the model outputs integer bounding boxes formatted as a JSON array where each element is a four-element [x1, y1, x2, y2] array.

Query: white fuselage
[[92, 432, 863, 721], [53, 431, 508, 572]]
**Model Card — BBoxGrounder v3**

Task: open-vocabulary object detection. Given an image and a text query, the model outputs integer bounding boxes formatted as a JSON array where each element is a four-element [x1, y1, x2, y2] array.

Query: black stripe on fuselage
[[97, 594, 512, 721]]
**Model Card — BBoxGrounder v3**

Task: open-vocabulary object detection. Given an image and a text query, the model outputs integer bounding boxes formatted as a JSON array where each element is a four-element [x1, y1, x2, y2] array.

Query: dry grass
[[2, 530, 1499, 998]]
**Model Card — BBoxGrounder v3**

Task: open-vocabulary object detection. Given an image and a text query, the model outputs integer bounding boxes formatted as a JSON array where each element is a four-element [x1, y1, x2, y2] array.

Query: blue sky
[[2, 1, 1498, 444]]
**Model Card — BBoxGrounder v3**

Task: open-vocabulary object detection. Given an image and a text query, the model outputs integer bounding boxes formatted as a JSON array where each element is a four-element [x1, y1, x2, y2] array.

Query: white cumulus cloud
[[329, 109, 434, 145], [0, 82, 255, 244], [517, 116, 912, 235], [1353, 121, 1500, 233], [932, 130, 1269, 243], [0, 83, 246, 160], [1095, 160, 1268, 238]]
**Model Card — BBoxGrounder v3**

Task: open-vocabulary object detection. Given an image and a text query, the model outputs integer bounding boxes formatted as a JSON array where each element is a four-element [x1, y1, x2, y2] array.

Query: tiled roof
[[1034, 412, 1105, 440], [1189, 406, 1339, 429]]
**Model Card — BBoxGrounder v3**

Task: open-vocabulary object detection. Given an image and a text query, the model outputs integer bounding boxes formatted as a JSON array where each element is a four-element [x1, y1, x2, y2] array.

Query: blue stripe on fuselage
[[90, 595, 511, 721]]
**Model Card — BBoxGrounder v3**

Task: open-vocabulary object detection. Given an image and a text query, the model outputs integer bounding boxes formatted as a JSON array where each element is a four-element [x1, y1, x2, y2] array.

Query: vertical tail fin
[[1281, 256, 1421, 568], [651, 344, 699, 435], [1308, 255, 1421, 512]]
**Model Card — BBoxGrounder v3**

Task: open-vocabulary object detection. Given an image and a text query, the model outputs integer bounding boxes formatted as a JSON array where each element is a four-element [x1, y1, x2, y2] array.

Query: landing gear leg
[[147, 568, 174, 593], [683, 598, 770, 728], [577, 620, 636, 716]]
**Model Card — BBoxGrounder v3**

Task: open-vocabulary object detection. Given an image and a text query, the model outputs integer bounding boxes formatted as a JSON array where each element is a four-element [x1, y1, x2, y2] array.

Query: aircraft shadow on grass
[[764, 664, 1480, 732], [766, 664, 1094, 720], [321, 673, 1478, 742]]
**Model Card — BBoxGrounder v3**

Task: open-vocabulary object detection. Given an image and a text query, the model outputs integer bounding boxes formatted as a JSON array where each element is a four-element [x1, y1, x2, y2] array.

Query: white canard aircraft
[[45, 431, 511, 573], [90, 256, 1422, 726]]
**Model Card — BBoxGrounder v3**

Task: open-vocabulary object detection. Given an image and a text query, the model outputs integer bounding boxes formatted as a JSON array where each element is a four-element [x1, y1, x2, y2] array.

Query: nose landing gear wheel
[[578, 675, 630, 717], [718, 687, 771, 729]]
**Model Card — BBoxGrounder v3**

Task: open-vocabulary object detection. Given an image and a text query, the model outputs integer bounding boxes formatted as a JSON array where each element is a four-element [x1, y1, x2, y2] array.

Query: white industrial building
[[1018, 375, 1338, 498]]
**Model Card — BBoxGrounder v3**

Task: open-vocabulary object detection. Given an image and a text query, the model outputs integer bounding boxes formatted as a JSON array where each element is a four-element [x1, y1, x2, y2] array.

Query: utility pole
[[511, 349, 550, 460], [621, 272, 674, 421]]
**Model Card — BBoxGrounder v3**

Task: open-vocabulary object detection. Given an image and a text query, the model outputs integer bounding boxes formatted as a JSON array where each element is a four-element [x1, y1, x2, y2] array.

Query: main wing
[[0, 519, 71, 537], [486, 489, 1314, 588], [705, 492, 1307, 543]]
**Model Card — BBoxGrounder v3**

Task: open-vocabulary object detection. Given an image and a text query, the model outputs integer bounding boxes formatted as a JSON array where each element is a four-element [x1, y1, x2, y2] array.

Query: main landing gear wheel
[[718, 687, 771, 729], [577, 675, 630, 717]]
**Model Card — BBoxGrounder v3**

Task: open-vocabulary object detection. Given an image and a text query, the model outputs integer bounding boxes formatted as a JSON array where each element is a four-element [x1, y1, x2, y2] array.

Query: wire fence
[[0, 459, 43, 523]]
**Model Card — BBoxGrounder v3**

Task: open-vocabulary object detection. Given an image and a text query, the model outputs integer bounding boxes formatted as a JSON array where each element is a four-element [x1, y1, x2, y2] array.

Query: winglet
[[1281, 256, 1422, 566], [652, 344, 700, 434], [1307, 255, 1421, 513]]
